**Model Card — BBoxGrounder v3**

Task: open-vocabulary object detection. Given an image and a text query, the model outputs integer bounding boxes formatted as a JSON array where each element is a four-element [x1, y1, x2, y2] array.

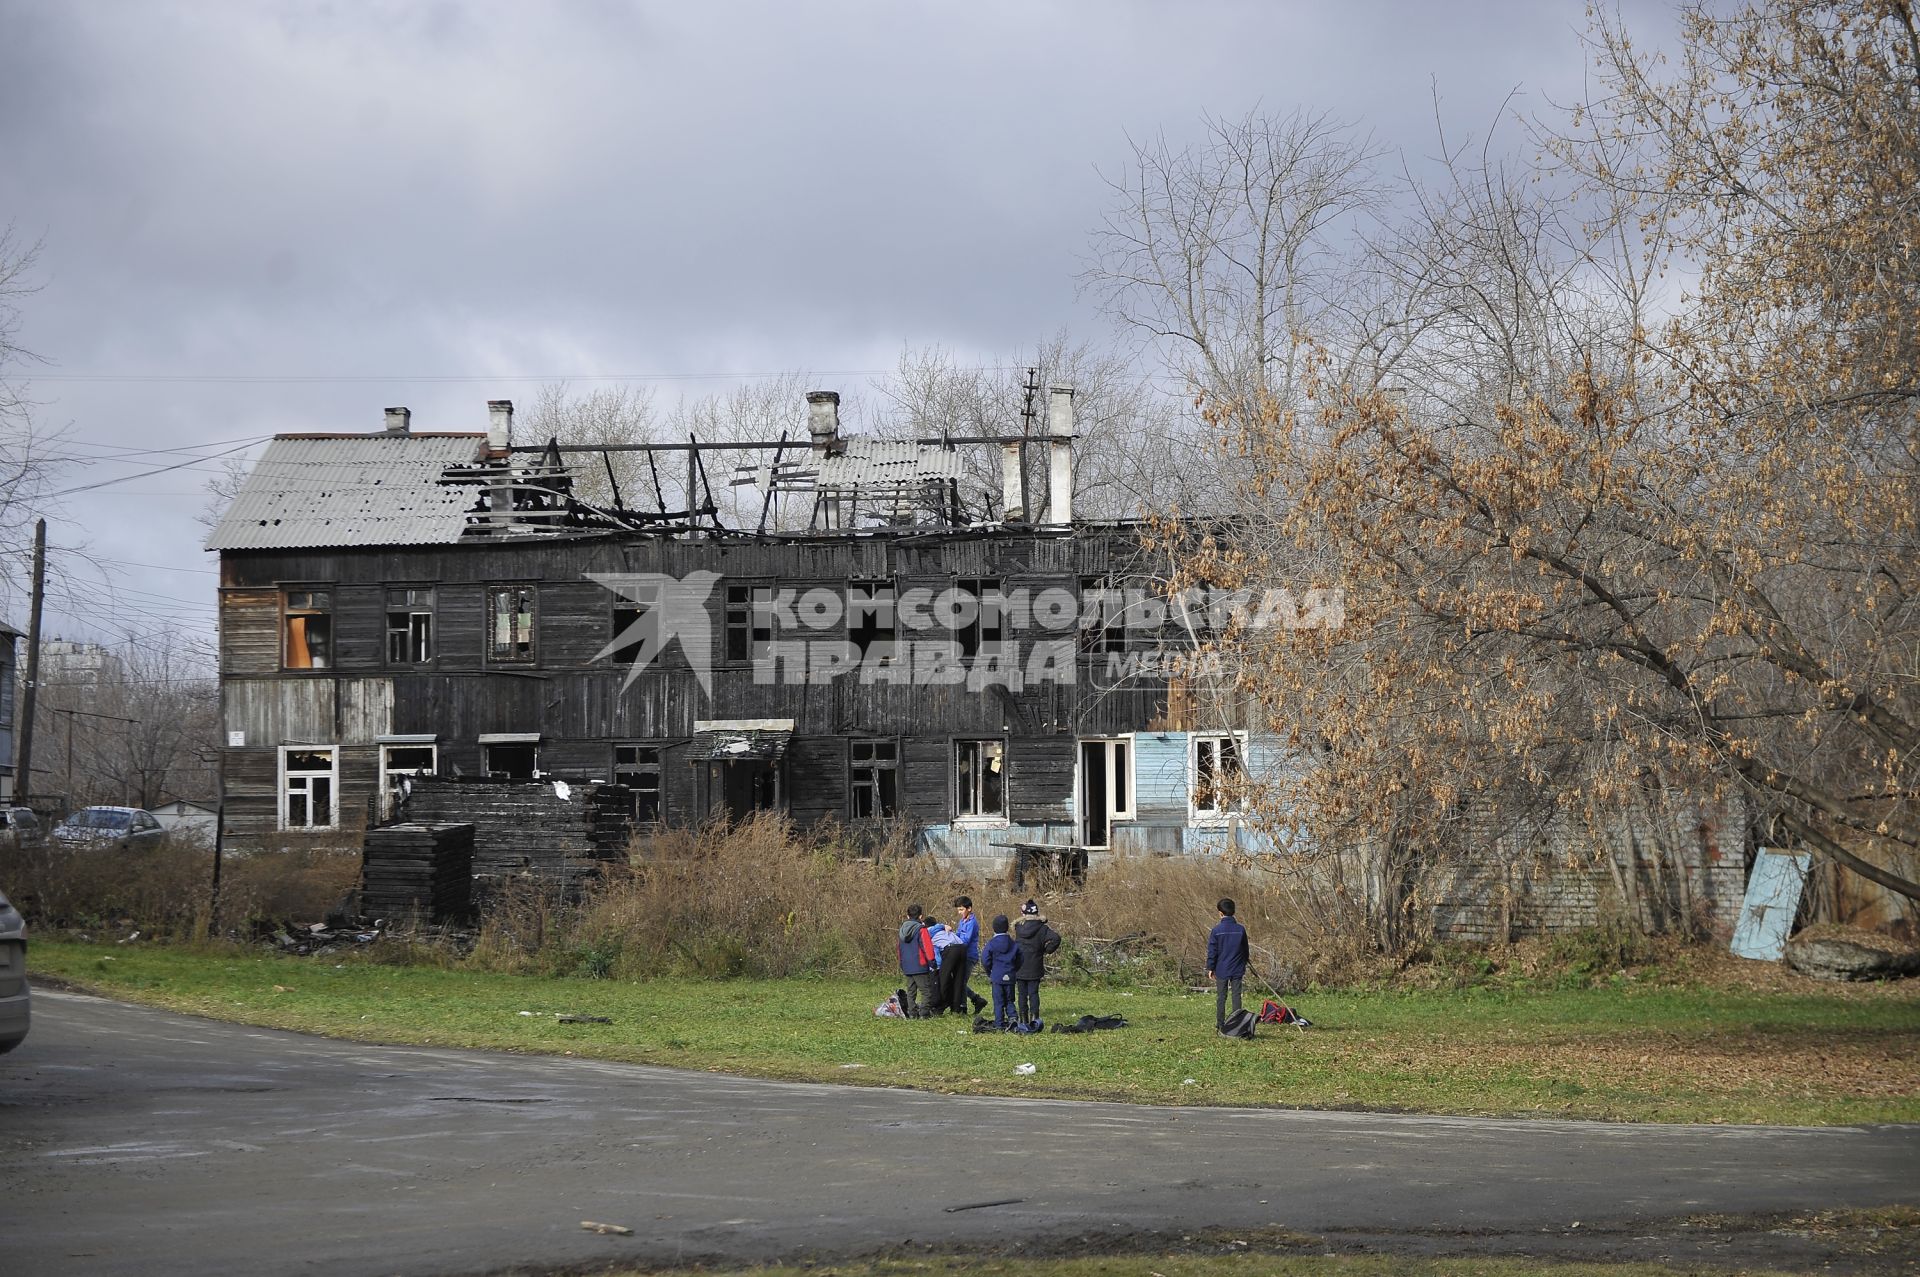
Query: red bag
[[1257, 998, 1311, 1027]]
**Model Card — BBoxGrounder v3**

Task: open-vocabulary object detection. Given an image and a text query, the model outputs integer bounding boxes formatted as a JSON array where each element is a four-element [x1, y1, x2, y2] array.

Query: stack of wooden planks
[[359, 822, 475, 923], [395, 778, 632, 896]]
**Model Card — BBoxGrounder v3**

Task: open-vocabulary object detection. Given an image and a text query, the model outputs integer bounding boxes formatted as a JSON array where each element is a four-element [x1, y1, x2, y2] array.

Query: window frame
[[846, 579, 897, 663], [608, 581, 662, 669], [1189, 731, 1249, 825], [952, 737, 1008, 826], [613, 742, 665, 825], [280, 585, 335, 671], [384, 587, 436, 666], [1079, 575, 1131, 655], [723, 582, 776, 664], [377, 740, 437, 821], [486, 584, 538, 665], [279, 744, 340, 831], [955, 577, 1006, 661], [849, 737, 900, 821]]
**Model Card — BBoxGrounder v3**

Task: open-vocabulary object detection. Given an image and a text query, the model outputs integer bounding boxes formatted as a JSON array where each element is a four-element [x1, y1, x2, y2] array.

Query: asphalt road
[[3, 990, 1917, 1277]]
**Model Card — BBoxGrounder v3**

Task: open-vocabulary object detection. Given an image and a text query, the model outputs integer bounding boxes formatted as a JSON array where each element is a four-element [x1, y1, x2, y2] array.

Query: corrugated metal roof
[[206, 434, 488, 550], [817, 439, 966, 490]]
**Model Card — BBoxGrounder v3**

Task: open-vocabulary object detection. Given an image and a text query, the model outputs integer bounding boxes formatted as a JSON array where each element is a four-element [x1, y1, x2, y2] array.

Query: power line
[[46, 439, 261, 498], [27, 368, 952, 385]]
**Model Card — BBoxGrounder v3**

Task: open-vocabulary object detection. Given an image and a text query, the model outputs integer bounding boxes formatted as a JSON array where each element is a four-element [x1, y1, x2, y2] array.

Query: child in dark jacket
[[896, 904, 938, 1019], [980, 914, 1020, 1029], [1011, 899, 1062, 1031], [1206, 897, 1250, 1032]]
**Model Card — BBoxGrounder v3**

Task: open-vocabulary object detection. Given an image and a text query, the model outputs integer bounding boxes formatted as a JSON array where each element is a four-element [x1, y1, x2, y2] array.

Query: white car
[[2, 806, 46, 852], [0, 887, 26, 1054]]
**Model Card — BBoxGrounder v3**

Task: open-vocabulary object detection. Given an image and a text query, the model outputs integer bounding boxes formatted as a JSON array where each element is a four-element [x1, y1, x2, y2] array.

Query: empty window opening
[[379, 743, 437, 820], [386, 588, 435, 664], [609, 582, 661, 667], [1192, 733, 1246, 818], [614, 744, 663, 823], [954, 739, 1006, 821], [847, 580, 896, 661], [485, 742, 538, 780], [850, 738, 899, 819], [956, 578, 1005, 659], [724, 584, 775, 663]]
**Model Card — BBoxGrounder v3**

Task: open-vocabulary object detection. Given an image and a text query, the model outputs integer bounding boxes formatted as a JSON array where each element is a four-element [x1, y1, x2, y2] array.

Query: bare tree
[[875, 335, 1214, 521], [1086, 109, 1383, 411], [1201, 0, 1920, 941], [0, 225, 77, 618], [521, 382, 661, 509]]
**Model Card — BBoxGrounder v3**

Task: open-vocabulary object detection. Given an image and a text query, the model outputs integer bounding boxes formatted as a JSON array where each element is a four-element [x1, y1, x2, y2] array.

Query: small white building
[[152, 798, 218, 836]]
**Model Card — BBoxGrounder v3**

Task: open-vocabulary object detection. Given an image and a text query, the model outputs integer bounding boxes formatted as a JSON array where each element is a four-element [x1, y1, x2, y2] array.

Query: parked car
[[2, 806, 47, 852], [0, 886, 26, 1054], [51, 806, 169, 851]]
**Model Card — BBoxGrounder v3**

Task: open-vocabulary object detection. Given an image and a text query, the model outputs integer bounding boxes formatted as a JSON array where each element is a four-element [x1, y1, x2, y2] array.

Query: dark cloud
[[0, 0, 1678, 640]]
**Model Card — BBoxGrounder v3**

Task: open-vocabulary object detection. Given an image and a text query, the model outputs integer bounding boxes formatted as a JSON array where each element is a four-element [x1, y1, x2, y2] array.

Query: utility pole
[[15, 518, 45, 805]]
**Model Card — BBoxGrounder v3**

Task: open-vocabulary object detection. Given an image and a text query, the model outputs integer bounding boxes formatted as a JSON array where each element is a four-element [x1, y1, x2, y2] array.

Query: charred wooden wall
[[217, 528, 1183, 847]]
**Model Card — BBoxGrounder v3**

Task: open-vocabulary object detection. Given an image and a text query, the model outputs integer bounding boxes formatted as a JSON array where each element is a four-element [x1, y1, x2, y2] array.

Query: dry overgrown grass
[[1, 835, 360, 940], [464, 815, 1329, 984]]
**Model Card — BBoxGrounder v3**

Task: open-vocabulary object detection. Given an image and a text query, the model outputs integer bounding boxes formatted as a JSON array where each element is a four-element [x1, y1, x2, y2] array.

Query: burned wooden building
[[208, 391, 1281, 873]]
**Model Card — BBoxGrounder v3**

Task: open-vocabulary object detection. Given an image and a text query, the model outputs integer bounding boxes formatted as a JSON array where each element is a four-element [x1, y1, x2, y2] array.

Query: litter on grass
[[1014, 1063, 1037, 1075]]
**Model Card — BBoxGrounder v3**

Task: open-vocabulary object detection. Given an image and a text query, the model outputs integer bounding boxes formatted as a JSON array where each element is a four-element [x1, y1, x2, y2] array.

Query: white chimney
[[488, 399, 514, 451], [806, 390, 841, 452], [384, 406, 411, 435], [1046, 384, 1074, 525], [1001, 442, 1024, 523]]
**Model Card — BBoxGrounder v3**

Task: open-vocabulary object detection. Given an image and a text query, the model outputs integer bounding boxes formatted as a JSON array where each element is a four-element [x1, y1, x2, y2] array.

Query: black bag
[[1220, 1008, 1257, 1039]]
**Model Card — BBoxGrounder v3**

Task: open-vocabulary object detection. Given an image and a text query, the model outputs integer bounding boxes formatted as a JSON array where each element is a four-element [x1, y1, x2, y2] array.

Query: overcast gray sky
[[0, 0, 1675, 652]]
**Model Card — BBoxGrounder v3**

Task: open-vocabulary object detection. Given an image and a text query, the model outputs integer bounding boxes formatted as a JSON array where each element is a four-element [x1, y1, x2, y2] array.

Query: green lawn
[[30, 939, 1920, 1126]]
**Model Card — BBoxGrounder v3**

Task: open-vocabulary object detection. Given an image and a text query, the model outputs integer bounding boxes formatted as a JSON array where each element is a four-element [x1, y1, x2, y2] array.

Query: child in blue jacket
[[980, 914, 1020, 1030]]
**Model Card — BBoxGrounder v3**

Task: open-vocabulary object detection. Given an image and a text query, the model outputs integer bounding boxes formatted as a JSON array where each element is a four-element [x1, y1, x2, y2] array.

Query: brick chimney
[[1045, 384, 1074, 525], [806, 390, 841, 453], [383, 406, 411, 435], [488, 399, 514, 452]]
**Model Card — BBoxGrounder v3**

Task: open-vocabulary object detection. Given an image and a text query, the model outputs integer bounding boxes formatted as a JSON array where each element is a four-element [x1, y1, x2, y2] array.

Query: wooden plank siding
[[217, 528, 1179, 849]]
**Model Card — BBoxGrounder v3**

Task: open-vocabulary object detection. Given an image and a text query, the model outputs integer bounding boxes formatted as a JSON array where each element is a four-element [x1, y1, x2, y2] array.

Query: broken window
[[282, 588, 333, 670], [281, 746, 337, 830], [724, 584, 774, 663], [1192, 733, 1246, 820], [378, 742, 437, 820], [485, 741, 538, 779], [609, 582, 660, 667], [847, 580, 896, 661], [1080, 576, 1129, 654], [850, 738, 899, 819], [954, 739, 1006, 821], [613, 744, 663, 824], [386, 588, 435, 665], [487, 586, 537, 663], [955, 578, 1004, 659]]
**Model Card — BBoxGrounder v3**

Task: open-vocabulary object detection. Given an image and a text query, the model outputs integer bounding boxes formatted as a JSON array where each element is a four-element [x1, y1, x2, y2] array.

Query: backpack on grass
[[1220, 1008, 1257, 1039], [1257, 998, 1312, 1028]]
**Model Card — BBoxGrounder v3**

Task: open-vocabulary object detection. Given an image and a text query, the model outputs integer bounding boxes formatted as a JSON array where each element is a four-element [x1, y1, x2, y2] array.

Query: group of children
[[896, 895, 1062, 1032]]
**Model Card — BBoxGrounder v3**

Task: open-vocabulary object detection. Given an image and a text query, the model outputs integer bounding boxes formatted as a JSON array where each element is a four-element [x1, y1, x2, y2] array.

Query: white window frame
[[378, 738, 438, 821], [279, 744, 340, 831], [1077, 735, 1135, 847], [1189, 731, 1249, 826], [952, 738, 1008, 826]]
